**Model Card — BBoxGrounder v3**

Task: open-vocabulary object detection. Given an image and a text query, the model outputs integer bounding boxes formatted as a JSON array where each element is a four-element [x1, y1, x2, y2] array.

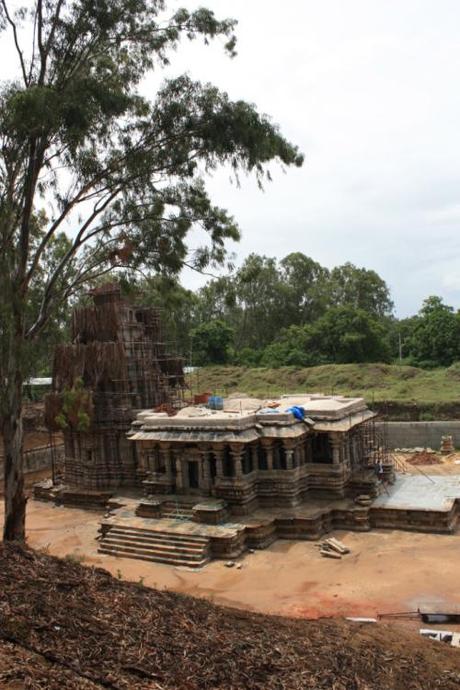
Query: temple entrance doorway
[[188, 461, 199, 490]]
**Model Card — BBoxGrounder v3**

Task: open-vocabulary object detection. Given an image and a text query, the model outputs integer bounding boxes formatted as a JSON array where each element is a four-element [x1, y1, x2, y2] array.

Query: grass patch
[[187, 363, 460, 419]]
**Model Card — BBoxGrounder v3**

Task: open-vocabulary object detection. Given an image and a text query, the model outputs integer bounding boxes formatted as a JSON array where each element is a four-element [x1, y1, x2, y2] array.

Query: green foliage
[[279, 253, 330, 325], [419, 411, 434, 421], [190, 320, 234, 366], [311, 306, 391, 364], [0, 0, 301, 400], [55, 379, 92, 432], [328, 262, 393, 318], [190, 253, 394, 356], [123, 275, 199, 362], [406, 296, 460, 367], [54, 412, 68, 430], [0, 0, 303, 537], [261, 325, 320, 368], [189, 363, 460, 408], [234, 347, 263, 367], [261, 306, 390, 368]]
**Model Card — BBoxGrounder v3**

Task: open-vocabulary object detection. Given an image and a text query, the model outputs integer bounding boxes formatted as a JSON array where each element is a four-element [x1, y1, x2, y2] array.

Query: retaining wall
[[0, 444, 63, 476], [379, 422, 460, 450]]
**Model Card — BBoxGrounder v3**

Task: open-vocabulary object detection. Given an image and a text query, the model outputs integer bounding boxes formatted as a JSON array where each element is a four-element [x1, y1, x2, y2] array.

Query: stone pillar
[[152, 447, 159, 473], [174, 451, 184, 489], [251, 444, 258, 472], [159, 443, 171, 476], [139, 445, 149, 473], [292, 444, 299, 467], [199, 445, 211, 492], [261, 439, 274, 470], [212, 444, 225, 479], [299, 441, 306, 465], [230, 444, 244, 478], [330, 434, 342, 465], [283, 441, 295, 470]]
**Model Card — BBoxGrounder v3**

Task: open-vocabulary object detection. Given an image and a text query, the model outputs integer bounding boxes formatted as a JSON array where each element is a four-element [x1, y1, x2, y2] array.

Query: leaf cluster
[[55, 377, 92, 432], [0, 0, 302, 393]]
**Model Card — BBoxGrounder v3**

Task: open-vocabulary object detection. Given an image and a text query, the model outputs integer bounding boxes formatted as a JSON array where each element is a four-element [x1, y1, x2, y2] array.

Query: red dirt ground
[[1, 499, 460, 635]]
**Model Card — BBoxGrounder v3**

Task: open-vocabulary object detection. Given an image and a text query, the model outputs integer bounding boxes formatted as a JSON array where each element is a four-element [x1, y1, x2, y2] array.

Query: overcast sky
[[161, 0, 460, 317], [2, 1, 460, 317]]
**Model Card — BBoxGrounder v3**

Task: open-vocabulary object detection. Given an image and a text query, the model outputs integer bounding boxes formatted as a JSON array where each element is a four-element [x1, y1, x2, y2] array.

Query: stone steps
[[98, 546, 210, 567], [102, 531, 207, 552], [161, 510, 194, 520], [101, 523, 208, 541], [99, 542, 209, 564], [98, 524, 210, 567]]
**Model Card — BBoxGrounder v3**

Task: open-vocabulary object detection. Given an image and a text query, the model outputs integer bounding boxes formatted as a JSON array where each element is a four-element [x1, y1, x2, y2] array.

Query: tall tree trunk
[[3, 343, 26, 542]]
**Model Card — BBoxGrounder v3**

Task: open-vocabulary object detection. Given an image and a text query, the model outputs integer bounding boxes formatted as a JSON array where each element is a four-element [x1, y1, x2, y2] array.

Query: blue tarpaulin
[[285, 405, 306, 420]]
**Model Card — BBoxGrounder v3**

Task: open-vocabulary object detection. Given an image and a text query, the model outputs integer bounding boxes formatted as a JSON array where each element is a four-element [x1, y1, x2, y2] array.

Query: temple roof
[[130, 393, 376, 441]]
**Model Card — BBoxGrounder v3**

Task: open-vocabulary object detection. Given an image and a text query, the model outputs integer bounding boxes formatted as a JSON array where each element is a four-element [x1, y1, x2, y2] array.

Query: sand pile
[[408, 452, 443, 466]]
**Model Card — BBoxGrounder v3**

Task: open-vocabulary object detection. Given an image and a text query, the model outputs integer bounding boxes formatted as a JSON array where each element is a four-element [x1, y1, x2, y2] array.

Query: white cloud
[[167, 0, 460, 316], [3, 0, 460, 316]]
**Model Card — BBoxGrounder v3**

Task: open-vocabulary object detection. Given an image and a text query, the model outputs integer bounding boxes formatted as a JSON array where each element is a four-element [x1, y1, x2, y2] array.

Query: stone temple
[[38, 284, 460, 568], [129, 394, 384, 513]]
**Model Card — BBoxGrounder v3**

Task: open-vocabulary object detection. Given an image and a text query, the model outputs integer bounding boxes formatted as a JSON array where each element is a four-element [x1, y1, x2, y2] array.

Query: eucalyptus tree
[[329, 262, 393, 318], [0, 0, 302, 540]]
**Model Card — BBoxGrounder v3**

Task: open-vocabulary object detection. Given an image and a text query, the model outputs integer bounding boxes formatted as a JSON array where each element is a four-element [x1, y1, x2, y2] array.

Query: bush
[[190, 320, 234, 365]]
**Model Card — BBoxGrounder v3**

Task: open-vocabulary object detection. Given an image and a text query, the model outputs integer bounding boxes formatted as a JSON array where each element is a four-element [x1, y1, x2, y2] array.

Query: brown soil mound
[[408, 452, 443, 466], [0, 545, 459, 689]]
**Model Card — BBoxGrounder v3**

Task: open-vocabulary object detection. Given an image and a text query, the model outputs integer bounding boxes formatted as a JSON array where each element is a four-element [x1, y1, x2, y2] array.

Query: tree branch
[[0, 0, 28, 86], [27, 188, 122, 337]]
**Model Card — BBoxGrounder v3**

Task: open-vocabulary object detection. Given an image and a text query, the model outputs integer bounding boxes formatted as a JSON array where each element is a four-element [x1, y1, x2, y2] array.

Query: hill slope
[[188, 363, 460, 419], [0, 544, 459, 689]]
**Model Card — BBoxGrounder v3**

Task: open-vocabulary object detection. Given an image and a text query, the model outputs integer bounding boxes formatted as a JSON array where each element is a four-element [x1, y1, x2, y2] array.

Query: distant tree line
[[34, 252, 460, 373], [133, 252, 460, 370]]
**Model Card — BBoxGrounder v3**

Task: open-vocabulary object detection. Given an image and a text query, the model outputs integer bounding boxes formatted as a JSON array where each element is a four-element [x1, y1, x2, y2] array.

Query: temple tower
[[45, 283, 185, 489]]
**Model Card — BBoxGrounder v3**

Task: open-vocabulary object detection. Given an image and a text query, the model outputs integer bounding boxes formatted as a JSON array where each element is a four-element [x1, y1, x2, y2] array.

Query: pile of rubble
[[394, 447, 437, 454], [408, 452, 443, 466], [317, 537, 350, 559]]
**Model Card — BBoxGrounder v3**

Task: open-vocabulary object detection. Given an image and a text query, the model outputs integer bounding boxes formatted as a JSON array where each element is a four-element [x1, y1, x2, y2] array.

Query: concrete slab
[[132, 392, 370, 430], [373, 475, 460, 512]]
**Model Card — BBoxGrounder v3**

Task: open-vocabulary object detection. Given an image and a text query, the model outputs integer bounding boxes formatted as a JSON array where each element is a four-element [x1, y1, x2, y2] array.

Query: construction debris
[[395, 447, 436, 454], [318, 537, 350, 559], [319, 548, 342, 559], [420, 629, 460, 648], [408, 452, 443, 466], [441, 435, 455, 455]]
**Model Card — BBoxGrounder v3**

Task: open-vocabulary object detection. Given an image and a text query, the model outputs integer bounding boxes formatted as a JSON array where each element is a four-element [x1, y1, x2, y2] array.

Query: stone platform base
[[36, 474, 460, 568], [135, 495, 229, 525], [95, 474, 460, 567], [33, 481, 113, 510]]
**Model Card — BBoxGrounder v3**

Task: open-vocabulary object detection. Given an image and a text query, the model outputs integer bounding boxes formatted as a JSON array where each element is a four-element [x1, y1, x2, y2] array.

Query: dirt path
[[2, 499, 459, 628]]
